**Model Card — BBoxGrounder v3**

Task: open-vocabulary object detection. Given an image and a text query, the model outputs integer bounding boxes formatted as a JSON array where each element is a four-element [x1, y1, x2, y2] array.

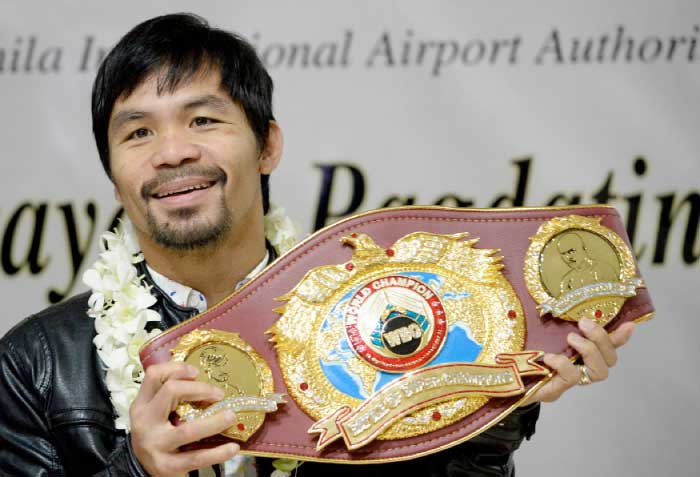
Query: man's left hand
[[521, 318, 635, 406]]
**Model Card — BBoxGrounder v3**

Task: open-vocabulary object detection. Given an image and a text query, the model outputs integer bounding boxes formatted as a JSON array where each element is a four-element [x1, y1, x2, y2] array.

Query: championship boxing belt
[[139, 205, 654, 463]]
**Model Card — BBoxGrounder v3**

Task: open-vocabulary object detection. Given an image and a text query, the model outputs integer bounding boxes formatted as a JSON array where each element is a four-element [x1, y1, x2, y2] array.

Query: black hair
[[91, 13, 273, 213]]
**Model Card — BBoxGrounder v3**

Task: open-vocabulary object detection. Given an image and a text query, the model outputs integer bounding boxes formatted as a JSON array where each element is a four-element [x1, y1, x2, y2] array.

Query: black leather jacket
[[0, 267, 539, 476]]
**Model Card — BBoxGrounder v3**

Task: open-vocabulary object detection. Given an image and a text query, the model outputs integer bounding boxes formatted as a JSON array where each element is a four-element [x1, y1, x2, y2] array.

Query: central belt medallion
[[270, 231, 544, 451]]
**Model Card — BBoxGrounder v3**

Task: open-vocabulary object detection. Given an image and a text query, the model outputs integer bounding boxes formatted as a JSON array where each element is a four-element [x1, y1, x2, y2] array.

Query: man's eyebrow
[[183, 94, 235, 113], [109, 94, 233, 133], [110, 110, 148, 133]]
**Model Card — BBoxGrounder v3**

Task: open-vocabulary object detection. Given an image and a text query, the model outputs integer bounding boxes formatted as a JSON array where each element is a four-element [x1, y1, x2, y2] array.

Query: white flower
[[127, 328, 162, 364], [83, 220, 155, 432], [264, 203, 300, 255], [271, 458, 302, 477]]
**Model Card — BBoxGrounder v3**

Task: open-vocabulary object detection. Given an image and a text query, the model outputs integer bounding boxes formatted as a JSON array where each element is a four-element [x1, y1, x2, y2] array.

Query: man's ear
[[259, 121, 283, 174]]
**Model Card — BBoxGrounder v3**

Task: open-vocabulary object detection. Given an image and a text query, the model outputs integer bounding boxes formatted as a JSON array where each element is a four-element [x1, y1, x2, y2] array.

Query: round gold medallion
[[524, 215, 644, 325], [170, 329, 284, 442]]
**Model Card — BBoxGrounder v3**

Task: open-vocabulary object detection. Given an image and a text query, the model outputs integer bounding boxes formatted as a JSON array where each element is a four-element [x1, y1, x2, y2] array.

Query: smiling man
[[0, 13, 634, 477], [107, 68, 282, 307]]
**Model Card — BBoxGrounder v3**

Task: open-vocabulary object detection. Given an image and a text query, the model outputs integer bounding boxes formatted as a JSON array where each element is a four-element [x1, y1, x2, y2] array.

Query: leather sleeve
[[0, 318, 146, 477], [0, 319, 60, 476], [91, 437, 148, 477]]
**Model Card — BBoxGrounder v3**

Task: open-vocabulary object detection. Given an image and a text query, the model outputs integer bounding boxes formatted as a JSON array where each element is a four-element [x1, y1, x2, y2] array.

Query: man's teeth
[[156, 184, 210, 198]]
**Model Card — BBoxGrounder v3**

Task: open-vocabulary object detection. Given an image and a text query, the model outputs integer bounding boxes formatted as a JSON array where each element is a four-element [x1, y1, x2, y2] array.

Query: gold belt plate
[[269, 231, 546, 450]]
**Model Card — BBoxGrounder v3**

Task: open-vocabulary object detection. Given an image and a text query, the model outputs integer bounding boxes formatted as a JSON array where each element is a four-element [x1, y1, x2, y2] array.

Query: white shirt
[[147, 251, 269, 313]]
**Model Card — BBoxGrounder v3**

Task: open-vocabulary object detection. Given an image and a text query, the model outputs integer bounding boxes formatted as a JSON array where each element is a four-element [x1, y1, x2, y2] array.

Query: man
[[0, 13, 634, 477], [556, 231, 618, 295]]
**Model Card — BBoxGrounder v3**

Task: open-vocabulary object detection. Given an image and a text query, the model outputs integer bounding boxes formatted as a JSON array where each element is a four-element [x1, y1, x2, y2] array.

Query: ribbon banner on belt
[[309, 351, 548, 450]]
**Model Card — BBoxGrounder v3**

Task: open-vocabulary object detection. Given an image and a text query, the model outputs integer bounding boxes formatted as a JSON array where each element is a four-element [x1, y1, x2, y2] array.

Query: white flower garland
[[83, 204, 299, 432]]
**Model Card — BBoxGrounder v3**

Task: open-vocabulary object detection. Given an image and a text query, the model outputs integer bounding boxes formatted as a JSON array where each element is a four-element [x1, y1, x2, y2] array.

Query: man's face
[[557, 233, 586, 267], [107, 69, 276, 250]]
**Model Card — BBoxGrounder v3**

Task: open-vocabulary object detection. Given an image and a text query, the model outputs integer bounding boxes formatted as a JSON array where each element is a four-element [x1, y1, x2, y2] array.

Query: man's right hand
[[129, 362, 240, 477]]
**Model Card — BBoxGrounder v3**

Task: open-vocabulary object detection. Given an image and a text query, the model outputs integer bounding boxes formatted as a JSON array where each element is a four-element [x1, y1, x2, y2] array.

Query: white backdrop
[[1, 1, 698, 475]]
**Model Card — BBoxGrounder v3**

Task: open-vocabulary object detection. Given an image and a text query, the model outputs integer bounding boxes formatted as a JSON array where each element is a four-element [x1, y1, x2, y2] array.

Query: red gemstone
[[300, 382, 309, 391], [507, 310, 517, 319], [351, 233, 358, 238], [386, 249, 395, 257], [432, 411, 441, 421], [237, 423, 245, 431], [345, 263, 354, 271], [595, 310, 603, 318]]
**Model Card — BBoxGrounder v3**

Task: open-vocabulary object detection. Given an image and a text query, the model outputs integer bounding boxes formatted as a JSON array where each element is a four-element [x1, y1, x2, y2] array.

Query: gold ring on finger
[[577, 364, 593, 386]]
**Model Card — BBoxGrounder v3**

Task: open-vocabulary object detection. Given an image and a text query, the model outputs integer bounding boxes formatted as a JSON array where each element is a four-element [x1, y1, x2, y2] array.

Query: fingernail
[[579, 318, 595, 332], [223, 410, 236, 421], [213, 387, 225, 399], [227, 443, 240, 454], [185, 365, 199, 377]]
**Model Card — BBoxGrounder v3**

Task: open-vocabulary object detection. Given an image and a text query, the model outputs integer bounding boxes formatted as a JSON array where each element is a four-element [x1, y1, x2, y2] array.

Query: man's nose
[[151, 132, 201, 167]]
